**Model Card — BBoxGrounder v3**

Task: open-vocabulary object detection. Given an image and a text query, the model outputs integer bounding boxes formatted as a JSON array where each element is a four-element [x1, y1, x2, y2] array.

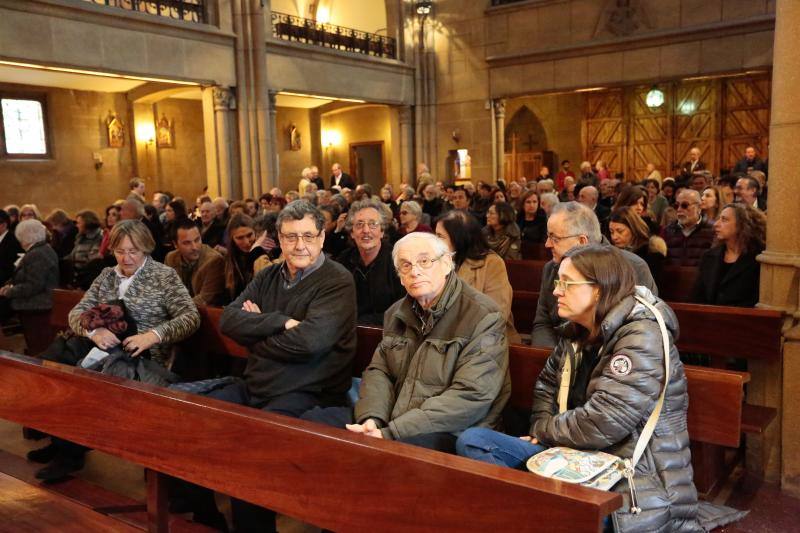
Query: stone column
[[399, 105, 414, 184], [201, 86, 237, 200], [267, 90, 280, 191], [494, 99, 506, 183], [755, 0, 800, 495]]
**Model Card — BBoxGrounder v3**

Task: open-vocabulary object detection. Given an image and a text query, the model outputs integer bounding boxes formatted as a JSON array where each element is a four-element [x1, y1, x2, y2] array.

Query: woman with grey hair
[[0, 219, 59, 351], [397, 201, 432, 237], [539, 192, 560, 218]]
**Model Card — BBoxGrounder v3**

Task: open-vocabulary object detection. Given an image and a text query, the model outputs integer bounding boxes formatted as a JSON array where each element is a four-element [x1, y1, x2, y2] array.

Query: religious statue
[[288, 123, 301, 151], [157, 114, 174, 148], [106, 112, 124, 148]]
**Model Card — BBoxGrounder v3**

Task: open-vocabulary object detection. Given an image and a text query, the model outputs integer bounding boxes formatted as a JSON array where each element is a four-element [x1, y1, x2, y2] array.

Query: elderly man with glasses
[[662, 188, 714, 267], [335, 199, 406, 326], [217, 200, 357, 532], [531, 201, 657, 348], [302, 231, 510, 454]]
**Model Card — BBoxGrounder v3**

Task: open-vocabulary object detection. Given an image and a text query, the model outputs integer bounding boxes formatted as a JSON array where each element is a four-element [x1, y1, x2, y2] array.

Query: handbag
[[526, 295, 671, 514]]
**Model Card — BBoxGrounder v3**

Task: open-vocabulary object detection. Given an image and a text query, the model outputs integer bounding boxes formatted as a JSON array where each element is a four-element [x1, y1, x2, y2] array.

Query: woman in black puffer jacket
[[458, 244, 700, 532]]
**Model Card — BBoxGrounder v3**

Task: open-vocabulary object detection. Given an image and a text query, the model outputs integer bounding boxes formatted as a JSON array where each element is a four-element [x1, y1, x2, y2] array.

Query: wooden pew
[[0, 351, 621, 532], [504, 259, 545, 292], [659, 266, 699, 303]]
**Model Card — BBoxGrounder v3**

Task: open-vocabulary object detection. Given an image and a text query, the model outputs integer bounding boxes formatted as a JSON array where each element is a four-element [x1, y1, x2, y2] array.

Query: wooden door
[[629, 85, 671, 182], [722, 75, 771, 170], [584, 91, 625, 177], [673, 81, 717, 176]]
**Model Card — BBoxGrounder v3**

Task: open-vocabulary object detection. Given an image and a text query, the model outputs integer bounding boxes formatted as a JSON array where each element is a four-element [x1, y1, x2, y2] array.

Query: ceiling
[[0, 63, 145, 92], [275, 94, 333, 108]]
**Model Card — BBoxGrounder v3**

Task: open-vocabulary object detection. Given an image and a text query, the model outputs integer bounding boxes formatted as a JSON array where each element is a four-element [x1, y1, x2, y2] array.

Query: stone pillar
[[267, 90, 279, 191], [755, 0, 800, 495], [201, 86, 237, 200], [494, 99, 506, 184], [399, 105, 414, 184]]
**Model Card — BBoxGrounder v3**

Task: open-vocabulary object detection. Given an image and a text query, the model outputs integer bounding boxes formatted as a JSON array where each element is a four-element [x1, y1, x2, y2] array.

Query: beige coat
[[457, 252, 521, 344], [165, 244, 225, 307]]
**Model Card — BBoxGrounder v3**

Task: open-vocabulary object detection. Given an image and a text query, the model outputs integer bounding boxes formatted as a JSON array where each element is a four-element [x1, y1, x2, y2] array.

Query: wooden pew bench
[[0, 351, 621, 532]]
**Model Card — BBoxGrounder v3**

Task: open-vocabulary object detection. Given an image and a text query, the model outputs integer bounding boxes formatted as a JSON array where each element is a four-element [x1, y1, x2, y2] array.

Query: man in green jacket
[[303, 232, 510, 452]]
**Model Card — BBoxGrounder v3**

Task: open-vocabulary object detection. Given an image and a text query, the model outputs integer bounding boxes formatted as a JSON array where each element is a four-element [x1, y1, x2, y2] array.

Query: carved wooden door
[[673, 81, 717, 176], [629, 85, 671, 182], [584, 91, 625, 177], [722, 75, 771, 170]]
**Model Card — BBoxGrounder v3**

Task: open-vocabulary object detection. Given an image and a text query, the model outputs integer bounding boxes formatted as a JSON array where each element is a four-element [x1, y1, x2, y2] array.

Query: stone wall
[[0, 83, 134, 216]]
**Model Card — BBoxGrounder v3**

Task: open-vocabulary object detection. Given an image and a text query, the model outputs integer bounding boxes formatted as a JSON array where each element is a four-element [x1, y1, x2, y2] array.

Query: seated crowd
[[0, 153, 767, 531]]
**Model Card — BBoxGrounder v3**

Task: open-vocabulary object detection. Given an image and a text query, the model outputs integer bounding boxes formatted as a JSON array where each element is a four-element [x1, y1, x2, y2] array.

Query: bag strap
[[628, 295, 670, 470], [556, 296, 670, 469]]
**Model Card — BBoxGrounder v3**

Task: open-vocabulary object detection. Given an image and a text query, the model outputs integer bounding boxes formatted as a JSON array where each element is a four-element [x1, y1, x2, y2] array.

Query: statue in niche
[[106, 112, 125, 148], [157, 114, 174, 148], [595, 0, 651, 38], [288, 123, 301, 151]]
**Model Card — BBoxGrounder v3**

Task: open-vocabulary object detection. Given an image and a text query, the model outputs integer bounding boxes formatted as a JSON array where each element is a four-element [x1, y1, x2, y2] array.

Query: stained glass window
[[1, 98, 48, 156]]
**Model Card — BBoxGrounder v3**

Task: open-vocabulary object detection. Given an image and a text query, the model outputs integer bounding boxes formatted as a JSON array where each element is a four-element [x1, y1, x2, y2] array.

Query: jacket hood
[[599, 285, 680, 343]]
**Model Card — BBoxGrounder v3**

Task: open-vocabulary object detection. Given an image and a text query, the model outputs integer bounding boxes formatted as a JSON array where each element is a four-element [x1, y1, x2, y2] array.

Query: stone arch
[[504, 105, 548, 153]]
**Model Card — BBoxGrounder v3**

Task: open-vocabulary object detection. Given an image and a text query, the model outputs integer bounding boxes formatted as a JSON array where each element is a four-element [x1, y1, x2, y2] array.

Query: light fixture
[[0, 59, 200, 86], [416, 1, 432, 16], [322, 129, 341, 148], [646, 86, 665, 108], [136, 122, 155, 144], [316, 6, 330, 24]]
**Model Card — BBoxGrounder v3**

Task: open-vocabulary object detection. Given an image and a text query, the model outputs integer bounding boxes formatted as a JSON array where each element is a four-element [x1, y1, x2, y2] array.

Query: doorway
[[349, 141, 385, 190]]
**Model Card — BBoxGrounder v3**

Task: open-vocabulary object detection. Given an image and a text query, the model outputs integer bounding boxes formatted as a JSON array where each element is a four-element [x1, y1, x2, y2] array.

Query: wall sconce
[[451, 128, 460, 143], [646, 86, 665, 109], [415, 1, 432, 16], [136, 122, 156, 145], [322, 129, 341, 148]]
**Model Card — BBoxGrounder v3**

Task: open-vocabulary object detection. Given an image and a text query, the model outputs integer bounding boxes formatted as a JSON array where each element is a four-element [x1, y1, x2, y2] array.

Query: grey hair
[[677, 188, 701, 202], [550, 201, 602, 243], [345, 198, 391, 232], [392, 232, 454, 274], [276, 200, 324, 233], [400, 200, 422, 219], [301, 167, 312, 179], [540, 193, 560, 208], [15, 219, 47, 247]]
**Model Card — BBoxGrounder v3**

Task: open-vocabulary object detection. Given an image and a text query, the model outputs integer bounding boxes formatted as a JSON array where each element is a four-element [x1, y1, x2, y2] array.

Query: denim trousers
[[455, 427, 547, 469]]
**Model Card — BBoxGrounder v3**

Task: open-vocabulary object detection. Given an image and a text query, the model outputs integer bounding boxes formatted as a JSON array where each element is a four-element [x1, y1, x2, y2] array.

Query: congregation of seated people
[[0, 150, 769, 531]]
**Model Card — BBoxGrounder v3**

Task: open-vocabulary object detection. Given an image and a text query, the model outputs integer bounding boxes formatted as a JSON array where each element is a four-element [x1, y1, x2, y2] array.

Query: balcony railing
[[84, 0, 206, 24], [271, 12, 396, 60]]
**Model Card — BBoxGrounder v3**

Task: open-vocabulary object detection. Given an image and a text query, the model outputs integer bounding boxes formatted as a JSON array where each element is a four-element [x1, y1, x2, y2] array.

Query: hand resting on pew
[[345, 418, 383, 438]]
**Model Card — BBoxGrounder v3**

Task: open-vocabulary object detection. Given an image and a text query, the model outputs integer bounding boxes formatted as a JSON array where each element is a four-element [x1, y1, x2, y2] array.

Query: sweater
[[220, 257, 357, 404]]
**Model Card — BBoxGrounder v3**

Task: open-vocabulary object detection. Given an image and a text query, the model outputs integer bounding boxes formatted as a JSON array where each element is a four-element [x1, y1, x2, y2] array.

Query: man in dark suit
[[679, 147, 705, 185], [733, 146, 768, 176], [0, 209, 24, 288], [329, 163, 356, 190]]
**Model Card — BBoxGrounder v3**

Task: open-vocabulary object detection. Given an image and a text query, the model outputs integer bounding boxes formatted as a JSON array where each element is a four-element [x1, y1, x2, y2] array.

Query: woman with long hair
[[98, 205, 121, 259], [435, 210, 520, 344], [699, 186, 724, 224], [691, 203, 766, 307], [484, 201, 522, 260], [608, 206, 666, 287], [224, 213, 263, 302], [516, 189, 547, 243], [613, 185, 659, 234], [456, 244, 699, 532]]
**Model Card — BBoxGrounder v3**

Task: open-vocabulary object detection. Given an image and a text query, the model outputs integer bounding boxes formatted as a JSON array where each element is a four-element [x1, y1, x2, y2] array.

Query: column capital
[[212, 87, 235, 111], [398, 105, 413, 125], [494, 99, 506, 120]]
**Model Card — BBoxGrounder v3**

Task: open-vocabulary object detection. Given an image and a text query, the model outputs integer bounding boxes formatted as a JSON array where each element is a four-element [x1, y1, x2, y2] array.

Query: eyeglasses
[[553, 279, 596, 292], [396, 254, 448, 275], [113, 248, 143, 259], [676, 202, 698, 210], [353, 221, 381, 231], [279, 231, 321, 244], [546, 233, 582, 244], [399, 210, 410, 215]]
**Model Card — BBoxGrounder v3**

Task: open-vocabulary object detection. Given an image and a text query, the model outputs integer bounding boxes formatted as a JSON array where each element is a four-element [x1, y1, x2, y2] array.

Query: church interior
[[0, 0, 799, 531]]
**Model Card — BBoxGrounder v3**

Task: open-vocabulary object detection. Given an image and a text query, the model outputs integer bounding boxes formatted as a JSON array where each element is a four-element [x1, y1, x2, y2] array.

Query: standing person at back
[[530, 202, 657, 348], [330, 162, 355, 190]]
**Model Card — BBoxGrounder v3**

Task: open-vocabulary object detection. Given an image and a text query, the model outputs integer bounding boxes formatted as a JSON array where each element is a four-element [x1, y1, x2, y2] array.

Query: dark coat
[[662, 220, 715, 267], [531, 287, 699, 532], [330, 172, 356, 190], [335, 242, 406, 326], [733, 157, 768, 175], [690, 246, 761, 307], [531, 239, 658, 348], [200, 220, 226, 250], [679, 159, 705, 181], [5, 241, 59, 311], [0, 230, 23, 286], [518, 211, 547, 243]]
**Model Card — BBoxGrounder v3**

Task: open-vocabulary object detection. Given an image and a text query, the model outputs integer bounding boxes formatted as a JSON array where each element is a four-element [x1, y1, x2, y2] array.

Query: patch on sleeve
[[609, 354, 633, 376]]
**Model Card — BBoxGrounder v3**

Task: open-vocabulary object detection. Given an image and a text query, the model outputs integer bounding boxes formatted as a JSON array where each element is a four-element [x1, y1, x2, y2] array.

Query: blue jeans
[[456, 427, 547, 469]]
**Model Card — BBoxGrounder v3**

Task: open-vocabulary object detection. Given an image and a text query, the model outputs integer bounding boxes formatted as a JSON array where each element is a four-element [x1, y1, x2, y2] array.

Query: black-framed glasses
[[396, 254, 447, 275], [676, 202, 698, 210], [279, 231, 321, 244]]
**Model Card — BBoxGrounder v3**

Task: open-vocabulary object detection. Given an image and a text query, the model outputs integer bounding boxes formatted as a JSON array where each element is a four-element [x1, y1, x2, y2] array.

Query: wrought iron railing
[[84, 0, 206, 24], [271, 12, 396, 59]]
